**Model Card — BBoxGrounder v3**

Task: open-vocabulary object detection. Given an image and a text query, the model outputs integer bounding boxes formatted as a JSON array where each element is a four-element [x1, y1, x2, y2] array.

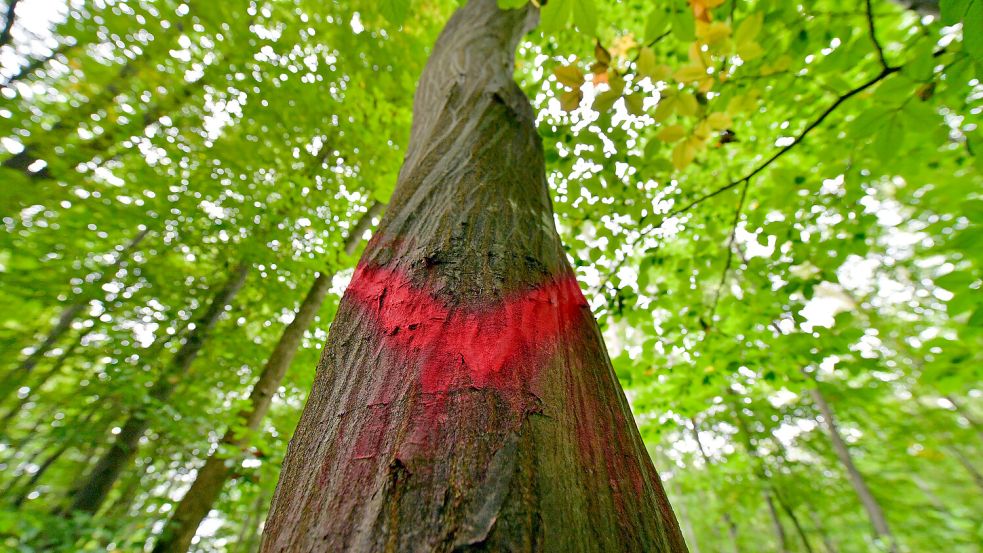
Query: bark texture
[[65, 261, 249, 516], [261, 1, 687, 551], [809, 386, 896, 552], [152, 203, 382, 553]]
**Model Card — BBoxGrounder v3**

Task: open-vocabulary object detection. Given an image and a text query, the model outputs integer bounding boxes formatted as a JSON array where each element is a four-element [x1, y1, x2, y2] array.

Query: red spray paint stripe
[[344, 264, 589, 402]]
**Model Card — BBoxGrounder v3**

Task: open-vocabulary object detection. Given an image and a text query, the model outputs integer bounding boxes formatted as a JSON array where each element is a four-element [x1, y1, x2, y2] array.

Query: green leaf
[[497, 0, 528, 8], [645, 8, 669, 42], [571, 0, 597, 33], [540, 0, 572, 34], [379, 0, 410, 25], [940, 0, 971, 25], [670, 2, 695, 42]]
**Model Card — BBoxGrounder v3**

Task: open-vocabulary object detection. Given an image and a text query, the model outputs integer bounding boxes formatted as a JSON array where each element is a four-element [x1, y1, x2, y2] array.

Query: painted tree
[[261, 1, 687, 551]]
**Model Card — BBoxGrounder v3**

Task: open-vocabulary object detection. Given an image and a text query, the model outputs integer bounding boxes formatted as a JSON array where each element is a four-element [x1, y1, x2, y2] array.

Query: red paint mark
[[345, 264, 589, 407]]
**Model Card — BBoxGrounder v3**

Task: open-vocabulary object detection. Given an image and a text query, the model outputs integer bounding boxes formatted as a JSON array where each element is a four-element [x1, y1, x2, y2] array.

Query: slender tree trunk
[[762, 491, 789, 553], [944, 444, 983, 493], [689, 418, 741, 553], [669, 479, 701, 553], [945, 395, 983, 443], [10, 403, 101, 506], [806, 506, 838, 553], [153, 203, 382, 553], [1, 226, 150, 401], [261, 2, 687, 551], [809, 386, 896, 552], [773, 487, 815, 553], [236, 490, 270, 553], [64, 261, 249, 516], [726, 401, 790, 553], [0, 331, 84, 426]]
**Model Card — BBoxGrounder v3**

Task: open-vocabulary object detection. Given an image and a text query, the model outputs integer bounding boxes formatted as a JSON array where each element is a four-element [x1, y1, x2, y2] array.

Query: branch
[[1, 42, 70, 89], [0, 0, 20, 49], [592, 63, 902, 296], [865, 0, 889, 70], [706, 179, 749, 325]]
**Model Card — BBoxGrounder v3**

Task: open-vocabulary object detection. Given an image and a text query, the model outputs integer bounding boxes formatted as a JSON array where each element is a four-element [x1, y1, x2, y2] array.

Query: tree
[[152, 202, 381, 553], [261, 1, 687, 551], [65, 261, 249, 516]]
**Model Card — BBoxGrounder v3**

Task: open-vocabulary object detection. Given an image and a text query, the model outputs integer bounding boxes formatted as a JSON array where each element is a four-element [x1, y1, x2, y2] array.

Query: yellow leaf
[[707, 111, 732, 129], [677, 93, 700, 117], [693, 120, 713, 140], [674, 65, 708, 83], [554, 65, 585, 88], [560, 88, 583, 112], [672, 138, 698, 170], [761, 54, 792, 75], [609, 34, 638, 58], [734, 13, 763, 47], [637, 47, 657, 77], [737, 41, 764, 61], [637, 48, 672, 82], [654, 99, 676, 122], [726, 88, 759, 114], [696, 21, 731, 49], [656, 124, 687, 142]]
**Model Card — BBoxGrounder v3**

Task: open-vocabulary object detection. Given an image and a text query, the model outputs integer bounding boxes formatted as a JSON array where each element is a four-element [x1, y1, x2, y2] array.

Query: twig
[[706, 178, 750, 325], [865, 0, 889, 70], [592, 63, 901, 295]]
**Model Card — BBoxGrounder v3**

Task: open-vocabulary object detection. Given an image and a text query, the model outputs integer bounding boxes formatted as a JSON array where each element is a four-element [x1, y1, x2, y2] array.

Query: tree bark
[[152, 203, 382, 553], [261, 1, 687, 551], [809, 386, 896, 552], [1, 226, 150, 401], [64, 261, 249, 516]]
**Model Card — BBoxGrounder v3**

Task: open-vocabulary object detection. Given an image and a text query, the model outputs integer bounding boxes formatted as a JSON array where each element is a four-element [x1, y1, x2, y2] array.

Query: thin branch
[[592, 63, 902, 296], [865, 0, 889, 70], [706, 178, 750, 325], [0, 0, 20, 49], [1, 42, 70, 89]]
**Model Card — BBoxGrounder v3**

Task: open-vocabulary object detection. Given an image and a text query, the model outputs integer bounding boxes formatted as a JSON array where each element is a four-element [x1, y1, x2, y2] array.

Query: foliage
[[0, 0, 980, 551]]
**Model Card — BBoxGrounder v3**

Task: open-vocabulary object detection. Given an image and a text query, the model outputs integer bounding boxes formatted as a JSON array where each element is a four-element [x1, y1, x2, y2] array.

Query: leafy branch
[[592, 62, 906, 296]]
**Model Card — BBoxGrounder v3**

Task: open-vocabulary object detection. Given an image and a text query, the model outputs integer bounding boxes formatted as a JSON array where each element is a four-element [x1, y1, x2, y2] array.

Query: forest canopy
[[0, 0, 981, 551]]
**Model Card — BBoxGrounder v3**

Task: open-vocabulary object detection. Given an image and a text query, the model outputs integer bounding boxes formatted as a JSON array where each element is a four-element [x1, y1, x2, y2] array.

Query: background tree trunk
[[152, 203, 382, 553], [260, 1, 687, 551], [1, 226, 150, 401], [64, 261, 249, 516], [809, 386, 896, 552]]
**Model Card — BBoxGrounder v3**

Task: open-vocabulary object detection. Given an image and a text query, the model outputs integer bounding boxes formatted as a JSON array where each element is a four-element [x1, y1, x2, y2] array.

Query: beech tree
[[0, 0, 980, 551], [261, 1, 687, 551]]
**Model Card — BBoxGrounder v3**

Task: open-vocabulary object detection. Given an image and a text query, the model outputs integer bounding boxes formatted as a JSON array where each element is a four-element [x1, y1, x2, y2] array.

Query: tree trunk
[[689, 418, 741, 553], [0, 330, 85, 427], [763, 491, 789, 553], [153, 203, 382, 553], [261, 1, 687, 551], [945, 444, 983, 493], [64, 261, 249, 516], [772, 487, 814, 553], [806, 505, 838, 553], [726, 400, 790, 553], [809, 386, 896, 552], [1, 226, 150, 401]]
